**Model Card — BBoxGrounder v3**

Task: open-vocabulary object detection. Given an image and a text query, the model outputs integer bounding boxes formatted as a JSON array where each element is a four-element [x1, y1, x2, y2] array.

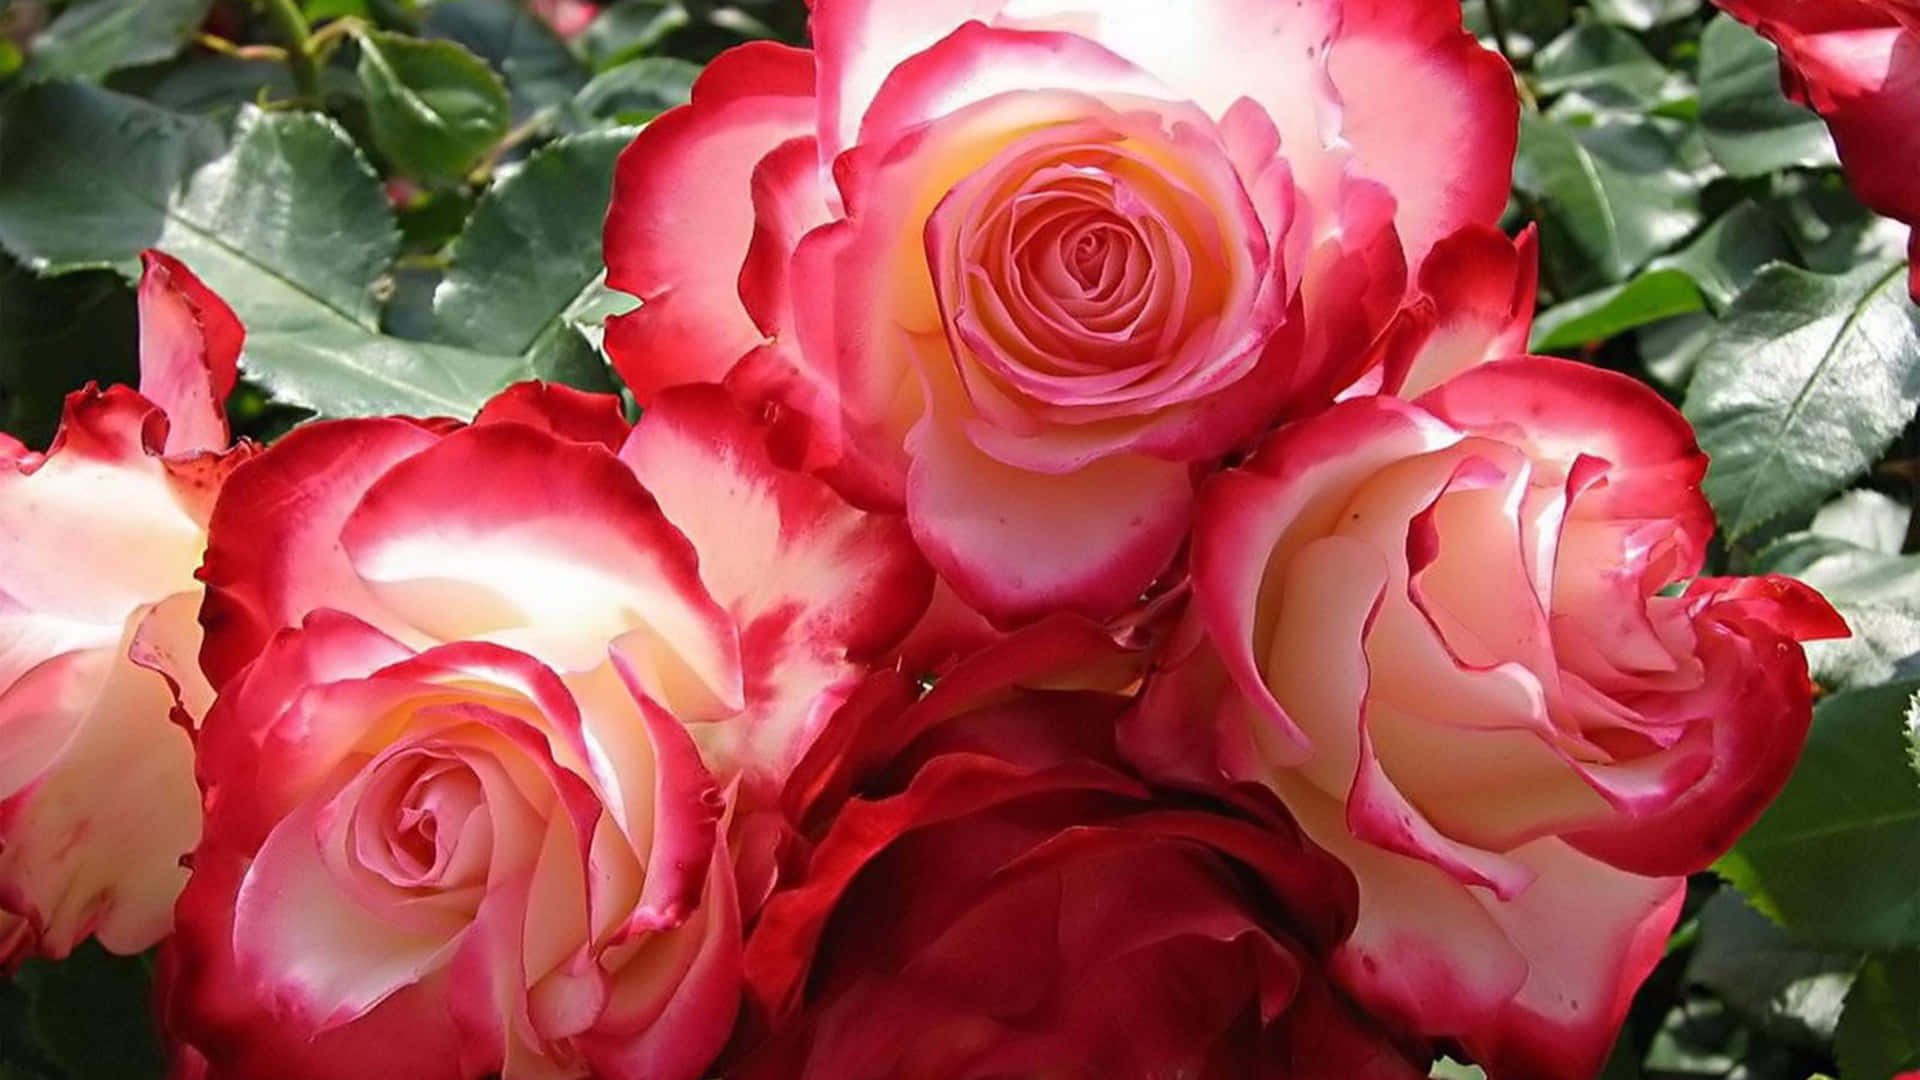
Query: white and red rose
[[602, 0, 1520, 625], [0, 252, 245, 964], [1127, 358, 1847, 1080]]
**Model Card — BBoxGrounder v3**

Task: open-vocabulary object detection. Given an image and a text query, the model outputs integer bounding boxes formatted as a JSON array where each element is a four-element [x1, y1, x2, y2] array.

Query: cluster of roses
[[0, 1, 1879, 1078]]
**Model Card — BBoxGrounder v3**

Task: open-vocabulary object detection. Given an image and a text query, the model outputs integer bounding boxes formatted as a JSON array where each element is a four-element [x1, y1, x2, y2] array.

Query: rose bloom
[[1718, 0, 1920, 298], [0, 252, 245, 963], [162, 612, 738, 1080], [163, 382, 928, 1079], [1127, 358, 1847, 1080], [602, 0, 1519, 625], [735, 619, 1424, 1079]]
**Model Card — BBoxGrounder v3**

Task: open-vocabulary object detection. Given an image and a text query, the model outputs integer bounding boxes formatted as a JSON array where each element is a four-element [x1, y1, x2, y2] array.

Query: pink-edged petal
[[809, 0, 1342, 180], [1283, 780, 1530, 1040], [572, 655, 723, 938], [137, 250, 243, 457], [0, 628, 199, 959], [577, 840, 742, 1080], [232, 796, 463, 1029], [905, 408, 1192, 626], [622, 386, 930, 789], [0, 388, 206, 628], [1190, 397, 1461, 766], [1463, 840, 1684, 1080], [194, 611, 418, 853], [1419, 357, 1713, 562], [1325, 0, 1520, 268], [198, 418, 442, 688], [472, 381, 631, 452], [162, 854, 471, 1080], [604, 42, 819, 403], [852, 22, 1175, 157], [336, 421, 743, 713], [1387, 225, 1540, 397]]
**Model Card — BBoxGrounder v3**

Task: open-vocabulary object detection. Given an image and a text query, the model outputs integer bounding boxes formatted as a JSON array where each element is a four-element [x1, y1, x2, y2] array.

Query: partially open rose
[[739, 621, 1423, 1080], [1717, 0, 1920, 298], [603, 0, 1519, 624], [1128, 359, 1847, 1080], [163, 612, 738, 1080], [0, 251, 246, 963], [197, 382, 930, 816]]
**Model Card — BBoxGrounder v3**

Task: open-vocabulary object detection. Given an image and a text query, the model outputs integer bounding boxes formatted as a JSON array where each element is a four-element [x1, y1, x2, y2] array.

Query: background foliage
[[0, 1, 1917, 1077]]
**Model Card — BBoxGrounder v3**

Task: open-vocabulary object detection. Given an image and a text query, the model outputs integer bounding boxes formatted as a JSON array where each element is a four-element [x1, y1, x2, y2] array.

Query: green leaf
[[1530, 197, 1790, 351], [1532, 268, 1703, 352], [1698, 14, 1839, 178], [23, 0, 210, 82], [433, 129, 638, 391], [1513, 114, 1704, 293], [1534, 24, 1674, 104], [0, 81, 225, 275], [0, 258, 138, 448], [1589, 0, 1701, 31], [426, 0, 589, 119], [1683, 260, 1920, 540], [1837, 953, 1920, 1079], [355, 29, 511, 184], [582, 1, 692, 71], [1907, 691, 1920, 792], [0, 83, 539, 418], [1686, 890, 1859, 1048], [1755, 509, 1920, 690], [12, 943, 163, 1080], [571, 56, 698, 124], [1718, 679, 1920, 950]]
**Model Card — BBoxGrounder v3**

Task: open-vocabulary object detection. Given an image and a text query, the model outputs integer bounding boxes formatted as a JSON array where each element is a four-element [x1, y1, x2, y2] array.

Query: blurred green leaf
[[1718, 679, 1920, 950], [354, 29, 510, 183], [1686, 890, 1859, 1049], [571, 55, 696, 123], [1589, 0, 1701, 31], [1535, 23, 1673, 103], [425, 0, 588, 119], [1533, 268, 1703, 351], [1837, 953, 1920, 1079], [1698, 14, 1839, 178], [0, 257, 138, 447], [11, 944, 163, 1080], [1684, 260, 1920, 540], [0, 82, 225, 275], [1514, 114, 1704, 293], [581, 0, 691, 70], [432, 128, 636, 390], [23, 0, 209, 82]]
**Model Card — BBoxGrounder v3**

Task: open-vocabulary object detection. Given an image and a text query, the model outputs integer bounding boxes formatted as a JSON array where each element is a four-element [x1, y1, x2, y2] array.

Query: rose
[[735, 621, 1423, 1080], [161, 611, 738, 1080], [1717, 0, 1920, 298], [602, 0, 1519, 625], [196, 380, 930, 827], [0, 251, 245, 964], [1126, 358, 1847, 1080]]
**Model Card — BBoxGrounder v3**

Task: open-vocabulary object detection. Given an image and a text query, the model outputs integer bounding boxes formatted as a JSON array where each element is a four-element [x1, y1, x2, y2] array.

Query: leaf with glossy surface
[[24, 0, 210, 82], [1514, 113, 1704, 293], [355, 30, 511, 184], [426, 0, 588, 118], [1718, 679, 1920, 950], [1684, 260, 1920, 540], [433, 129, 637, 392], [1698, 14, 1839, 178], [0, 82, 224, 275], [0, 84, 537, 418], [571, 56, 697, 124]]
